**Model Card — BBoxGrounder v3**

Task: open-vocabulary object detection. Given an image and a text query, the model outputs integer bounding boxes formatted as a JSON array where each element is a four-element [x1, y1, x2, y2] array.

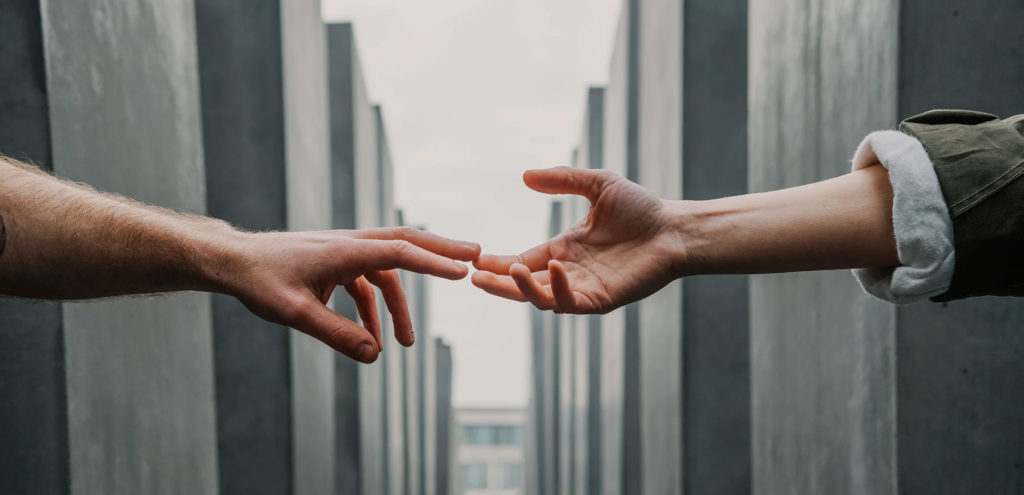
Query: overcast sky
[[322, 0, 620, 407]]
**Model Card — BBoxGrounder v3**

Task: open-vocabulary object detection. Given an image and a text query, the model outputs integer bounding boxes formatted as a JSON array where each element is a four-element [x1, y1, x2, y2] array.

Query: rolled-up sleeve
[[850, 130, 955, 303], [899, 109, 1024, 301]]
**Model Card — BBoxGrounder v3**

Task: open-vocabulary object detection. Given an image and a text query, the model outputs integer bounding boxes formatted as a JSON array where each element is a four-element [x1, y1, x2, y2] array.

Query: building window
[[496, 462, 521, 489], [462, 462, 487, 490], [461, 424, 522, 446]]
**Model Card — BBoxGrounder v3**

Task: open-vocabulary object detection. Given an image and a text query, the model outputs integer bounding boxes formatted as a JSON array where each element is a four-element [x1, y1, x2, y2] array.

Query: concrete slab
[[280, 1, 335, 494], [599, 3, 642, 494], [749, 0, 898, 493], [42, 0, 218, 492], [572, 87, 605, 495], [636, 1, 684, 492], [0, 2, 67, 493], [327, 22, 384, 495], [194, 0, 292, 492], [434, 339, 454, 495], [894, 1, 1024, 493], [678, 1, 751, 493]]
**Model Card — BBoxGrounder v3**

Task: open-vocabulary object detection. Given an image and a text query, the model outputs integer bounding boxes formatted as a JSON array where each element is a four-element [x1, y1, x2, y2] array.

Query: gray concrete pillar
[[434, 339, 455, 495], [895, 2, 1024, 492], [559, 163, 580, 495], [327, 22, 388, 495], [635, 1, 684, 492], [525, 306, 546, 495], [411, 264, 430, 495], [634, 1, 752, 493], [543, 201, 563, 495], [39, 0, 217, 493], [402, 266, 425, 495], [376, 105, 408, 495], [749, 0, 1024, 493], [193, 1, 293, 492], [0, 2, 70, 493], [600, 2, 643, 494], [571, 87, 605, 495], [280, 1, 335, 494], [679, 0, 752, 493]]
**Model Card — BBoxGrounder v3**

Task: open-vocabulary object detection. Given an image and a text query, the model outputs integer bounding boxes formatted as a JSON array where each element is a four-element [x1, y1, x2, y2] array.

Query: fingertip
[[443, 262, 469, 280], [473, 254, 501, 272], [510, 262, 530, 277], [356, 342, 379, 364]]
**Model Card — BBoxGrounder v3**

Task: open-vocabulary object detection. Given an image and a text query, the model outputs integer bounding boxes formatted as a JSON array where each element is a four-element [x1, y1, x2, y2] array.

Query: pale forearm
[[0, 157, 235, 299], [671, 164, 899, 276]]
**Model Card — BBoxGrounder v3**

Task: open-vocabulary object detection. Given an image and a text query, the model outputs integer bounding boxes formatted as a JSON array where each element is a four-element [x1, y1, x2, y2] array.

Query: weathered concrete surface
[[752, 1, 1024, 494], [0, 2, 67, 494], [42, 0, 218, 493], [411, 266, 430, 495], [559, 182, 580, 495], [327, 21, 383, 495], [544, 201, 563, 495], [434, 339, 455, 495], [327, 21, 363, 495], [402, 267, 425, 495], [599, 3, 642, 494], [194, 0, 292, 492], [524, 306, 546, 495], [376, 105, 408, 495], [679, 0, 751, 493], [894, 2, 1024, 493], [281, 1, 335, 494], [572, 87, 605, 495], [636, 1, 684, 493], [749, 0, 899, 493]]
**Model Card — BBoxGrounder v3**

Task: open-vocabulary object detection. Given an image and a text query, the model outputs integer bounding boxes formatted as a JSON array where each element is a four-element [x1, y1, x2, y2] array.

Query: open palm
[[472, 167, 682, 314]]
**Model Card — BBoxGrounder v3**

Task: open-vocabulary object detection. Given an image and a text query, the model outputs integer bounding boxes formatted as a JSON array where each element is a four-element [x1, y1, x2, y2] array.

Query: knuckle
[[396, 226, 417, 239], [390, 240, 414, 258]]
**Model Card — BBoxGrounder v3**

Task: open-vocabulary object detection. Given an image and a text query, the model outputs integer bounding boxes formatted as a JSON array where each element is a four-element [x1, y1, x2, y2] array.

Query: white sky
[[322, 0, 620, 407]]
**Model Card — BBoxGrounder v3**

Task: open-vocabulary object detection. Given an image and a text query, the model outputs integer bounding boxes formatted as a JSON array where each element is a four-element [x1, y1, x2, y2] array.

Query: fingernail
[[358, 344, 375, 363]]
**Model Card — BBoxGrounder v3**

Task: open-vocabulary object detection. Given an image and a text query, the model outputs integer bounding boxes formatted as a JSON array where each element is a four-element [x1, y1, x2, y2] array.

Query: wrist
[[659, 198, 721, 278], [188, 221, 251, 295]]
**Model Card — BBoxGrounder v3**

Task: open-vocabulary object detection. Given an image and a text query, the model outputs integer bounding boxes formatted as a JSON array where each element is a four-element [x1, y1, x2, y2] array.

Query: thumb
[[287, 297, 380, 363], [523, 166, 618, 203]]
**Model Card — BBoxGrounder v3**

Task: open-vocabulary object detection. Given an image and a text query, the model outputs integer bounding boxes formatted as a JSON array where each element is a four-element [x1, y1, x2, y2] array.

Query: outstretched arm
[[0, 156, 480, 363], [472, 166, 897, 314]]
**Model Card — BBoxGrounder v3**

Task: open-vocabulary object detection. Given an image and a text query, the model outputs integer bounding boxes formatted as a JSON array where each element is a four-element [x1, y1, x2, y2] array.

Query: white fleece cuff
[[851, 131, 955, 304]]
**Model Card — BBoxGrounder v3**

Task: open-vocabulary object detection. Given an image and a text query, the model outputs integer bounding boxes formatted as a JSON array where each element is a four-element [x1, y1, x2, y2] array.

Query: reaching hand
[[472, 167, 683, 314], [221, 227, 480, 363]]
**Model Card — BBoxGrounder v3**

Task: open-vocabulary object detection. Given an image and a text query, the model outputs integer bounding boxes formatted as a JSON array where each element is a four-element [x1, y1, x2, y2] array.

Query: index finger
[[353, 226, 481, 261], [358, 239, 470, 280]]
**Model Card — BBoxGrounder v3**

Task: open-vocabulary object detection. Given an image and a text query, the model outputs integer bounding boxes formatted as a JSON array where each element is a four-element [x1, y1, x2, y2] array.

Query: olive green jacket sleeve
[[899, 110, 1024, 302]]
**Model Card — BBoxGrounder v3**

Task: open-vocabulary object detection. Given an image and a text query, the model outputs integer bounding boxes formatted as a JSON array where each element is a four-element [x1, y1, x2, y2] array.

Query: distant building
[[452, 408, 525, 495]]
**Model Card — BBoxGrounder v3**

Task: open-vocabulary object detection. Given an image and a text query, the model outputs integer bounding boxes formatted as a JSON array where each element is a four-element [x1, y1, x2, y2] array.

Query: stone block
[[194, 0, 292, 491]]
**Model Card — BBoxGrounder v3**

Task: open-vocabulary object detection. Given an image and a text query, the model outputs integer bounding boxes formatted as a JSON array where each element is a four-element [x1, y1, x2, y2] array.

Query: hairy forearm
[[671, 164, 899, 276], [0, 157, 236, 299]]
